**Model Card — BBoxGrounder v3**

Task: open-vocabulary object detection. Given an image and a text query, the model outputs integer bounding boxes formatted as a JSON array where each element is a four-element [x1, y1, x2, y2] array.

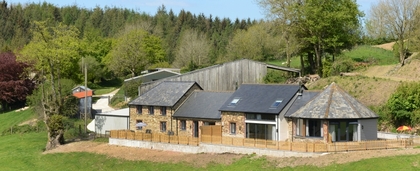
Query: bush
[[331, 58, 355, 75], [386, 82, 420, 126], [1, 120, 46, 136]]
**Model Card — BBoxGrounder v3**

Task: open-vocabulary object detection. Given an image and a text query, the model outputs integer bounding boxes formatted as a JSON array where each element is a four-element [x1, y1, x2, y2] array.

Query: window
[[271, 99, 283, 108], [230, 123, 236, 134], [136, 120, 143, 130], [229, 98, 240, 106], [204, 122, 215, 125], [180, 120, 186, 130], [308, 120, 322, 137], [296, 119, 303, 136], [246, 114, 275, 121], [136, 106, 142, 114], [160, 122, 167, 132], [148, 106, 154, 115], [161, 107, 166, 116]]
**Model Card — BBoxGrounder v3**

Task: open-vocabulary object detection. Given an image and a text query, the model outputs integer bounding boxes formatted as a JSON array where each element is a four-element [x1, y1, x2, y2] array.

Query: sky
[[8, 0, 379, 21]]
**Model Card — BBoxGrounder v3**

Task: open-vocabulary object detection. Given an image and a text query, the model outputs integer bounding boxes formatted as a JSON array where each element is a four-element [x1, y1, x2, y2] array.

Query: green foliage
[[263, 69, 289, 84], [386, 82, 420, 126], [322, 58, 332, 77], [123, 80, 142, 99], [331, 58, 355, 76], [1, 120, 46, 136], [47, 115, 65, 138], [106, 29, 166, 77]]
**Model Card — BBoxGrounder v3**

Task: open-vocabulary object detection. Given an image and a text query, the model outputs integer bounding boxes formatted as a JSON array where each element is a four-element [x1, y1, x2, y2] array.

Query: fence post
[[313, 142, 315, 152]]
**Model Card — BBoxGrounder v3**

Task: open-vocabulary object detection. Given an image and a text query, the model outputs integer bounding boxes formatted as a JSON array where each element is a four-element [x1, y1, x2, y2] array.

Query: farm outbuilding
[[94, 108, 129, 135], [139, 59, 300, 94]]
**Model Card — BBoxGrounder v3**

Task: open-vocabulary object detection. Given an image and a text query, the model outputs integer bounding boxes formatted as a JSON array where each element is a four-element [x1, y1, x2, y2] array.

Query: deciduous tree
[[173, 29, 210, 69], [366, 0, 420, 66], [18, 21, 81, 150], [0, 51, 34, 111]]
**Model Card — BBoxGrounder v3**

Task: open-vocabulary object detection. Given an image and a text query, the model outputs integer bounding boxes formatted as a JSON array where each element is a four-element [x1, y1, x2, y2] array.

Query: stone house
[[219, 84, 307, 141], [128, 81, 202, 134], [173, 91, 233, 137], [285, 82, 379, 142]]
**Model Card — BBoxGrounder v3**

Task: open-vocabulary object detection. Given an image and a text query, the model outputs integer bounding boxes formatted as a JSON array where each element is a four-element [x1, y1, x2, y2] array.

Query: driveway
[[92, 89, 120, 113]]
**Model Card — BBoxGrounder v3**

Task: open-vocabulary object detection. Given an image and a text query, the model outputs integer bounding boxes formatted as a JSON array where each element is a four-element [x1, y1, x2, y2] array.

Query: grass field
[[0, 109, 35, 133], [1, 132, 420, 170], [267, 45, 397, 69], [1, 110, 420, 170]]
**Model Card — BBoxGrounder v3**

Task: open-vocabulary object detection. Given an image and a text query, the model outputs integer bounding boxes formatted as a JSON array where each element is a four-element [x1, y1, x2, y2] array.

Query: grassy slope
[[307, 76, 401, 107], [0, 109, 35, 132]]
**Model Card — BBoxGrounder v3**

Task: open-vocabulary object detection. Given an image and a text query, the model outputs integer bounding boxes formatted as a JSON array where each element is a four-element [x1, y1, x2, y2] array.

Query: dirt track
[[44, 141, 420, 168]]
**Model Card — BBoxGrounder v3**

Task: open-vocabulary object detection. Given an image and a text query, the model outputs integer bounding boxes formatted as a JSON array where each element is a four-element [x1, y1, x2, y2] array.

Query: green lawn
[[0, 109, 34, 132], [1, 109, 420, 170], [1, 132, 420, 170]]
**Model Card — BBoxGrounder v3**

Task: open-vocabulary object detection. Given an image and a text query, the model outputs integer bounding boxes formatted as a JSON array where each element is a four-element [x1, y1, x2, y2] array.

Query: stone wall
[[129, 105, 174, 134], [221, 112, 245, 138], [288, 118, 328, 143], [109, 138, 321, 158]]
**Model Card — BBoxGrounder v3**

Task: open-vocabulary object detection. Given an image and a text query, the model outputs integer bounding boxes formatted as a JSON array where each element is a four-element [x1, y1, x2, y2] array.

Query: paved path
[[92, 89, 120, 113]]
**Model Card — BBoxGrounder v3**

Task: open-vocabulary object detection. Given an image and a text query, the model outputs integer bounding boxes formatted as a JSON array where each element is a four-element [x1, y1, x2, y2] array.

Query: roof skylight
[[229, 98, 240, 106], [271, 99, 283, 108]]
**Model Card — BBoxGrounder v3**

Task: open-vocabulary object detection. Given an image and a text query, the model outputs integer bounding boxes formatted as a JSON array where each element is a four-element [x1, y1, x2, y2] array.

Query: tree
[[173, 29, 211, 69], [0, 51, 34, 111], [366, 0, 420, 66], [386, 82, 420, 126], [225, 22, 282, 62], [18, 21, 81, 150], [258, 0, 363, 75], [106, 28, 165, 77]]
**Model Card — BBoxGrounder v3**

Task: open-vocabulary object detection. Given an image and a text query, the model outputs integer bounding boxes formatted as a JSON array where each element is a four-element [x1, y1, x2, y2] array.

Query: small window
[[160, 122, 167, 132], [136, 120, 143, 130], [136, 106, 142, 114], [148, 106, 154, 115], [229, 98, 240, 106], [180, 120, 186, 130], [161, 107, 166, 116], [230, 122, 236, 134], [271, 99, 283, 108]]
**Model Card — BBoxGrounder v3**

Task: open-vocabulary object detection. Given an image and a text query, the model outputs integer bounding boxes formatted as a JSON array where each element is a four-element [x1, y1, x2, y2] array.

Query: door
[[330, 120, 358, 142], [193, 121, 199, 137]]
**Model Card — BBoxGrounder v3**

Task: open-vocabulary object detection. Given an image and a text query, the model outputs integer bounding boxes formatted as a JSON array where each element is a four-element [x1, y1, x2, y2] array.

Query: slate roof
[[284, 91, 320, 117], [128, 81, 202, 106], [173, 91, 233, 119], [219, 84, 302, 114], [288, 82, 379, 119]]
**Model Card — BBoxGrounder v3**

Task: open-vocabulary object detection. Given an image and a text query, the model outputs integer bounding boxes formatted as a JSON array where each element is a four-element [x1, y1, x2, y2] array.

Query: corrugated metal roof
[[288, 82, 379, 119], [219, 84, 301, 114], [173, 91, 233, 119], [97, 108, 129, 117], [128, 81, 202, 106]]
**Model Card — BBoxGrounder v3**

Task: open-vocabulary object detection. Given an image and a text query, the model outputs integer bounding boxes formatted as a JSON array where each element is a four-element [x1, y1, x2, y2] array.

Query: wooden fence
[[110, 130, 418, 153], [110, 130, 199, 146]]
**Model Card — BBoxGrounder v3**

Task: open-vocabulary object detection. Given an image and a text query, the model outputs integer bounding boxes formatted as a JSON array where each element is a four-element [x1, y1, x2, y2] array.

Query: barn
[[139, 59, 300, 94]]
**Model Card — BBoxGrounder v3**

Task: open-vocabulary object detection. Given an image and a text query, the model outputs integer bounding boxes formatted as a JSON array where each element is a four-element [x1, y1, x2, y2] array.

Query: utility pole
[[84, 57, 87, 134]]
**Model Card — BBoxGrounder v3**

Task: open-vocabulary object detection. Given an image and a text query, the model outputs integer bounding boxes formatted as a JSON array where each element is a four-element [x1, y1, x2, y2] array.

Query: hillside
[[307, 44, 420, 107]]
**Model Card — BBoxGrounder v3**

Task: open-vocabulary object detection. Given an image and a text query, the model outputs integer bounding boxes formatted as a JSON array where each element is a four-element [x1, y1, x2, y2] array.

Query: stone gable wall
[[221, 112, 245, 138]]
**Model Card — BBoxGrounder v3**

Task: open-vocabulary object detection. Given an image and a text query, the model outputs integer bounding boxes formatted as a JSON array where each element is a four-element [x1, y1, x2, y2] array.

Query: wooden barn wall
[[139, 59, 267, 95]]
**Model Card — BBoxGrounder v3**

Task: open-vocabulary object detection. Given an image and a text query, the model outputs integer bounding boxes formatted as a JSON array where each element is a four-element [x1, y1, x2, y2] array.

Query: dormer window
[[229, 98, 240, 106], [271, 99, 283, 108]]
